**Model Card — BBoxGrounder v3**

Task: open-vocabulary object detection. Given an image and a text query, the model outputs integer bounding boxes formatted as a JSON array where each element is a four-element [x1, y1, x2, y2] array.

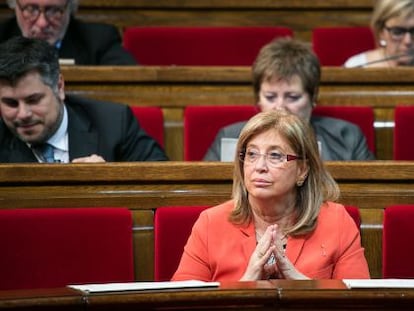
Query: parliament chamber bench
[[0, 0, 374, 43], [60, 66, 414, 161], [1, 161, 414, 280], [1, 280, 414, 311]]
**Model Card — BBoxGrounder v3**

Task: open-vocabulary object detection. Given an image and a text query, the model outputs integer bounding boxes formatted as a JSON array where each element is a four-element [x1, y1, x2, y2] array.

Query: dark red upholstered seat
[[123, 26, 293, 66], [312, 27, 375, 66], [184, 105, 257, 161], [393, 105, 414, 160], [344, 205, 361, 229], [383, 205, 414, 278], [154, 206, 210, 281], [130, 106, 164, 147], [0, 207, 134, 290]]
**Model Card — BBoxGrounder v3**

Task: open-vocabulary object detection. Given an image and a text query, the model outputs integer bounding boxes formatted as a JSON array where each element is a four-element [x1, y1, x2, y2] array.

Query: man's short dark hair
[[0, 36, 60, 90]]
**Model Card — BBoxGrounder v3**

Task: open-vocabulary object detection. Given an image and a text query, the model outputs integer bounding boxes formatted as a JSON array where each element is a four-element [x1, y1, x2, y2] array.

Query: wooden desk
[[0, 287, 83, 311], [1, 161, 414, 279], [60, 66, 414, 160], [84, 280, 414, 311], [0, 1, 374, 42], [1, 281, 414, 311]]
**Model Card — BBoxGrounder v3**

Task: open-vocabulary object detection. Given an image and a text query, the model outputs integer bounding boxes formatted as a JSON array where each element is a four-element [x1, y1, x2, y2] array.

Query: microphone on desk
[[348, 51, 414, 68]]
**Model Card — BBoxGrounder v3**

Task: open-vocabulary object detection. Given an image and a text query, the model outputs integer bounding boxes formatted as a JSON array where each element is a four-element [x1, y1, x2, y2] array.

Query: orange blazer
[[172, 200, 370, 281]]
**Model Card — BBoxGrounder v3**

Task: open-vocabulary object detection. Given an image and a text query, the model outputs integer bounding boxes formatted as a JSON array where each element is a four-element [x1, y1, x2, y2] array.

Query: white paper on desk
[[343, 279, 414, 288], [68, 280, 220, 293], [59, 59, 75, 65], [220, 138, 238, 162]]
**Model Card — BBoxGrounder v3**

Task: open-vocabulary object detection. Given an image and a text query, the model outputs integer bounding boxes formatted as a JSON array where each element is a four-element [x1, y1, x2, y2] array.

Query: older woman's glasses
[[239, 150, 302, 167], [16, 0, 69, 22], [384, 26, 414, 40]]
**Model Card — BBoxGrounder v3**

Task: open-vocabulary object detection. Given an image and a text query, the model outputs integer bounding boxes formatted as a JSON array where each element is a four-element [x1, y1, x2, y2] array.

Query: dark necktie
[[41, 144, 55, 163]]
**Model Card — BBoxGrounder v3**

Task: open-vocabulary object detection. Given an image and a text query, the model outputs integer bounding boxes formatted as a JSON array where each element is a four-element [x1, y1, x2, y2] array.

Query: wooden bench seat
[[1, 161, 414, 279]]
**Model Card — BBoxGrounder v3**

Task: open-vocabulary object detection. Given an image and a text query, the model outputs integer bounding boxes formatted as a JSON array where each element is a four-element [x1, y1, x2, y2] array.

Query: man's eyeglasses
[[239, 150, 302, 168], [16, 0, 69, 22], [384, 26, 414, 40]]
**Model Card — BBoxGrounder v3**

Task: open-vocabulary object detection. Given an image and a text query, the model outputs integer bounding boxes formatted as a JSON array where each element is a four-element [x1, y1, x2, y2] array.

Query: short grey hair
[[7, 0, 79, 14]]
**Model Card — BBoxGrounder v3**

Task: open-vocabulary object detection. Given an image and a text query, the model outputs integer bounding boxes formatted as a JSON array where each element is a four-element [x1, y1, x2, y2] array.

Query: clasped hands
[[240, 224, 308, 280]]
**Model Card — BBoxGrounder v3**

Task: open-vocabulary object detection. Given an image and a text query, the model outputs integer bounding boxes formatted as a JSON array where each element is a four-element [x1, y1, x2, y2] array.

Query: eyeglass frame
[[16, 0, 69, 22], [239, 149, 303, 167], [384, 25, 414, 40]]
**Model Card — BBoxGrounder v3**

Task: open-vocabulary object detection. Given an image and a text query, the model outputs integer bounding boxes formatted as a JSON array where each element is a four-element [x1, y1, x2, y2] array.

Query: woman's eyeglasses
[[384, 26, 414, 40], [239, 150, 302, 168]]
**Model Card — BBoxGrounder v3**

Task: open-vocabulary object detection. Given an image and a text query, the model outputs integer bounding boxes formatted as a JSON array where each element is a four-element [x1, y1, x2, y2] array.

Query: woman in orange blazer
[[172, 110, 370, 281]]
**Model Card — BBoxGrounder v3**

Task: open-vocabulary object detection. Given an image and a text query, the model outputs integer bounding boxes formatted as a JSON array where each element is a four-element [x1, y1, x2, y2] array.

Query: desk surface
[[1, 280, 414, 311]]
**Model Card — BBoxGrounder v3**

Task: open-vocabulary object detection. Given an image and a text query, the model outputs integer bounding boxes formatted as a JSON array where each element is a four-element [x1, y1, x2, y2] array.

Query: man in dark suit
[[0, 0, 136, 65], [0, 36, 167, 163]]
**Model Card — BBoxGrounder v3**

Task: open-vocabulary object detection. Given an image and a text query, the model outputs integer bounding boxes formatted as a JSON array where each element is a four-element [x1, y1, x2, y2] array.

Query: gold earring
[[296, 180, 304, 187]]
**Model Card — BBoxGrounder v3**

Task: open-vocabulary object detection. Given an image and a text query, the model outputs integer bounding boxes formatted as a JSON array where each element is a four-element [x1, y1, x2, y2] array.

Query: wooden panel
[[1, 161, 414, 279], [61, 66, 414, 160], [85, 281, 414, 311], [0, 287, 83, 311], [3, 280, 414, 311], [131, 210, 154, 281]]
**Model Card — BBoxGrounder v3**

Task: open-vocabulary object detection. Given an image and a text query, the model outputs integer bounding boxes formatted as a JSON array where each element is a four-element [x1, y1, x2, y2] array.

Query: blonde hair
[[230, 110, 339, 236], [371, 0, 414, 43]]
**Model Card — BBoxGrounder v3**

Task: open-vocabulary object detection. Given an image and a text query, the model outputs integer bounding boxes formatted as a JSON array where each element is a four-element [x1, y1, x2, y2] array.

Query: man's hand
[[71, 154, 106, 163]]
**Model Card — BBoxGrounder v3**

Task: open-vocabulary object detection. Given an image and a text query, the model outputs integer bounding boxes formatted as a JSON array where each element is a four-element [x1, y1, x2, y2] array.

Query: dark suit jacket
[[204, 116, 375, 161], [0, 95, 168, 162], [0, 16, 137, 65]]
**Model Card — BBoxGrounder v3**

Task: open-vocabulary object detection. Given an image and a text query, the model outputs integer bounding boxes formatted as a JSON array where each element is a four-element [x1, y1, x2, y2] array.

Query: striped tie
[[41, 144, 55, 163]]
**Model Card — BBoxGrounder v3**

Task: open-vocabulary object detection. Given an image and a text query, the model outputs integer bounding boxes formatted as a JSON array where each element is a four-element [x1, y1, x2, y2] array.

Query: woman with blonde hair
[[173, 110, 370, 281], [345, 0, 414, 67]]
